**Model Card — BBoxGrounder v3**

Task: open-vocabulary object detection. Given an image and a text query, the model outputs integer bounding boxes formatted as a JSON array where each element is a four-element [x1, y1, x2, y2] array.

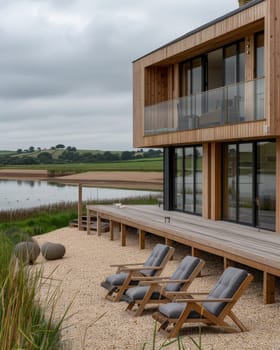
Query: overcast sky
[[0, 0, 239, 151]]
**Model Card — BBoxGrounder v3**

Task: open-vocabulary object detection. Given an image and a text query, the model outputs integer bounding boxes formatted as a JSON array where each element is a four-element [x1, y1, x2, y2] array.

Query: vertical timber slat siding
[[133, 1, 267, 148]]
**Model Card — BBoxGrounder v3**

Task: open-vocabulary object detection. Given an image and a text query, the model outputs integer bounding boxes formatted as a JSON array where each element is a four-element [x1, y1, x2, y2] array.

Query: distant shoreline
[[0, 169, 163, 191]]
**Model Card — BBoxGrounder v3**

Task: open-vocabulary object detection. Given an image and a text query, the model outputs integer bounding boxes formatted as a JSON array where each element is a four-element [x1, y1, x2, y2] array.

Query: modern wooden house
[[133, 0, 280, 232]]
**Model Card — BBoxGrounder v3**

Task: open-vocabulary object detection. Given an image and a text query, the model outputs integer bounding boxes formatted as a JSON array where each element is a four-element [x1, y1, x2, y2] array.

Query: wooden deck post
[[165, 238, 173, 246], [121, 224, 126, 246], [191, 247, 203, 258], [139, 229, 146, 249], [275, 138, 280, 233], [78, 184, 83, 231], [191, 247, 204, 276], [263, 272, 275, 304], [86, 207, 91, 234], [97, 215, 102, 236], [109, 220, 114, 240], [165, 238, 173, 260], [224, 257, 236, 270]]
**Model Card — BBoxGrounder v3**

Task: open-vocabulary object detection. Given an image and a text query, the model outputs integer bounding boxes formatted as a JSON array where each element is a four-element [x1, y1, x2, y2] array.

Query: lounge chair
[[123, 255, 205, 316], [101, 243, 175, 302], [153, 267, 253, 338]]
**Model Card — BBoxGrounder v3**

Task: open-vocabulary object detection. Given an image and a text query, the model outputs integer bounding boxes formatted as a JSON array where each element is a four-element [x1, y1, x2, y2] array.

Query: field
[[8, 149, 122, 159], [1, 157, 163, 173]]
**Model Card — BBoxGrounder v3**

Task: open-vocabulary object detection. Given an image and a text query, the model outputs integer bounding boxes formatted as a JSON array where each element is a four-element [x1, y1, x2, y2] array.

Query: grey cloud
[[0, 0, 238, 150]]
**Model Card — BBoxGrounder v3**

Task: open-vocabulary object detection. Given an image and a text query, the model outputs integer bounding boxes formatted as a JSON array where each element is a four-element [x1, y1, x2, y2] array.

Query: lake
[[0, 180, 159, 211]]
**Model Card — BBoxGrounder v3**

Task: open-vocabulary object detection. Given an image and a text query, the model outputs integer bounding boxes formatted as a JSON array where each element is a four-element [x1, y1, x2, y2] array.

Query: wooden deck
[[86, 204, 280, 304]]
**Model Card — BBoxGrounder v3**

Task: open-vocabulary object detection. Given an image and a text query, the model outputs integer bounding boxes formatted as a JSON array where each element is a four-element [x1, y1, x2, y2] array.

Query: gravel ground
[[34, 227, 280, 350]]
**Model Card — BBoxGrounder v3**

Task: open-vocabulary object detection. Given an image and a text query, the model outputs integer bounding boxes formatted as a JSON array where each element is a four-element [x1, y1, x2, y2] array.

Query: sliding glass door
[[174, 146, 202, 215], [222, 140, 275, 230], [257, 142, 276, 230]]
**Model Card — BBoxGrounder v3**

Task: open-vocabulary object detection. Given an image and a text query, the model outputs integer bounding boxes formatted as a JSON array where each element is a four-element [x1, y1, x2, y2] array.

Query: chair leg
[[167, 304, 193, 339], [158, 320, 169, 331], [126, 301, 135, 311], [113, 275, 132, 302], [228, 310, 248, 332], [105, 286, 118, 301], [134, 287, 156, 317]]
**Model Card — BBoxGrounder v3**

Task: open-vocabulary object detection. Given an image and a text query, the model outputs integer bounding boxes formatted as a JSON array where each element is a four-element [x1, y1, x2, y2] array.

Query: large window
[[174, 148, 184, 210], [180, 40, 245, 98], [179, 40, 245, 126], [255, 32, 265, 120], [174, 146, 202, 215], [255, 32, 264, 79], [222, 140, 275, 230]]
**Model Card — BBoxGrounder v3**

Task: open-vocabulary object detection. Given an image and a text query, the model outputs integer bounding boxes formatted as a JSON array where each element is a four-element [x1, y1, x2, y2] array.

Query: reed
[[0, 195, 159, 239], [0, 233, 70, 349], [142, 321, 206, 349], [0, 201, 78, 223], [0, 195, 158, 223]]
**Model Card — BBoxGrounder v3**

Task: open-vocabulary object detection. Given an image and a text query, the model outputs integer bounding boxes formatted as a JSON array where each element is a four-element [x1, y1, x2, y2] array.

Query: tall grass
[[0, 196, 159, 238], [0, 233, 70, 349], [142, 321, 206, 350], [0, 201, 78, 223]]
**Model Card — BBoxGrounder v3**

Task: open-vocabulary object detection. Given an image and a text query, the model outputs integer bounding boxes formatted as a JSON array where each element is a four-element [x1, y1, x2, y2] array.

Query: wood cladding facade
[[133, 0, 280, 232], [133, 1, 270, 148]]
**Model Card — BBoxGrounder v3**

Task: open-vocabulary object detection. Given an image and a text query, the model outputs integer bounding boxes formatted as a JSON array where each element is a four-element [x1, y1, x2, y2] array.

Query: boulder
[[14, 241, 41, 264], [41, 242, 65, 260]]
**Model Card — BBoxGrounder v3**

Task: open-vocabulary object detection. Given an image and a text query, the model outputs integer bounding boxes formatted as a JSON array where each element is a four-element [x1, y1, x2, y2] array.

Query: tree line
[[0, 145, 162, 165]]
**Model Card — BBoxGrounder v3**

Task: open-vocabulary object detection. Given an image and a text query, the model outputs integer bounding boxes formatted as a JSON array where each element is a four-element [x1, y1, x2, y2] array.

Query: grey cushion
[[125, 286, 150, 300], [159, 302, 201, 319], [41, 242, 65, 260], [159, 302, 186, 318], [105, 272, 128, 286], [165, 256, 201, 292], [124, 285, 162, 302], [124, 255, 201, 302], [101, 243, 170, 291], [159, 267, 249, 319], [14, 241, 41, 264], [202, 267, 248, 316], [140, 243, 169, 276]]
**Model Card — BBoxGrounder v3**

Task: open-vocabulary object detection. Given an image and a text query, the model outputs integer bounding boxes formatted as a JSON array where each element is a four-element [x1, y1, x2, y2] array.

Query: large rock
[[41, 242, 65, 260], [14, 241, 41, 264]]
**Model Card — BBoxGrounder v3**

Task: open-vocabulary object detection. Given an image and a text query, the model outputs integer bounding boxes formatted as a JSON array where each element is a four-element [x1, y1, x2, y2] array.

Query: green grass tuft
[[0, 232, 70, 349]]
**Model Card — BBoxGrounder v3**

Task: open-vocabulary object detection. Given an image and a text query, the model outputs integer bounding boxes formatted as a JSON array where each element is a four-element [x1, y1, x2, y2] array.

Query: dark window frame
[[173, 145, 202, 215], [179, 39, 246, 99], [222, 139, 275, 230]]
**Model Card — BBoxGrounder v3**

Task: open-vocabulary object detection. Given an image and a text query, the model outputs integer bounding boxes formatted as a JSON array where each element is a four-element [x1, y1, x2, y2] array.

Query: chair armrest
[[119, 266, 161, 272], [163, 291, 205, 296], [140, 278, 190, 286], [110, 262, 144, 268], [131, 276, 170, 281], [175, 297, 234, 303]]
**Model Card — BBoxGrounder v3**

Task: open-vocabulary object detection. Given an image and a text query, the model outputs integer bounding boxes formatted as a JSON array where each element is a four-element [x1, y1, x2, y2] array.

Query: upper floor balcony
[[144, 78, 265, 136]]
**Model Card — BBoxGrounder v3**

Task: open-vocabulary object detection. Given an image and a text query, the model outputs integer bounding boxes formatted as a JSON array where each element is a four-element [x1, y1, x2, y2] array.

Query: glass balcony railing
[[144, 78, 265, 135]]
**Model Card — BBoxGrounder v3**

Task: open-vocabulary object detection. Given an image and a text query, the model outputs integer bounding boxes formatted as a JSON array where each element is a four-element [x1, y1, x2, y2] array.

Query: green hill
[[0, 147, 163, 172]]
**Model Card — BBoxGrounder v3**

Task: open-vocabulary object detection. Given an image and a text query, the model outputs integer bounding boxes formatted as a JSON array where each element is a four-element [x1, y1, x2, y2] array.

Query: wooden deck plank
[[86, 204, 280, 279]]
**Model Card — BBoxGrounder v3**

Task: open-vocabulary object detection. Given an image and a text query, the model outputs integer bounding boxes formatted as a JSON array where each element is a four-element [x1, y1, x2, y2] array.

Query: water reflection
[[0, 180, 158, 211]]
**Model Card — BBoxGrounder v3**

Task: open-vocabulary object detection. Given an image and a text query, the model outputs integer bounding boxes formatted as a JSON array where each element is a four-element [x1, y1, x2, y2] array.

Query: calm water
[[0, 180, 158, 211]]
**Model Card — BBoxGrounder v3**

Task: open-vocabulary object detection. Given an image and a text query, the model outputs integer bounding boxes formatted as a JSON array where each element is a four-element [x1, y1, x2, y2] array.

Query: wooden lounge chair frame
[[126, 258, 205, 316], [153, 269, 253, 338], [103, 246, 175, 302]]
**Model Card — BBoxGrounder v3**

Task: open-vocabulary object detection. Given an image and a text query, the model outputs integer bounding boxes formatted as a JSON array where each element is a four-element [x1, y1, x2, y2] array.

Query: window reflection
[[223, 141, 275, 231], [174, 146, 202, 215], [174, 148, 183, 210], [257, 141, 276, 231], [238, 143, 253, 225]]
